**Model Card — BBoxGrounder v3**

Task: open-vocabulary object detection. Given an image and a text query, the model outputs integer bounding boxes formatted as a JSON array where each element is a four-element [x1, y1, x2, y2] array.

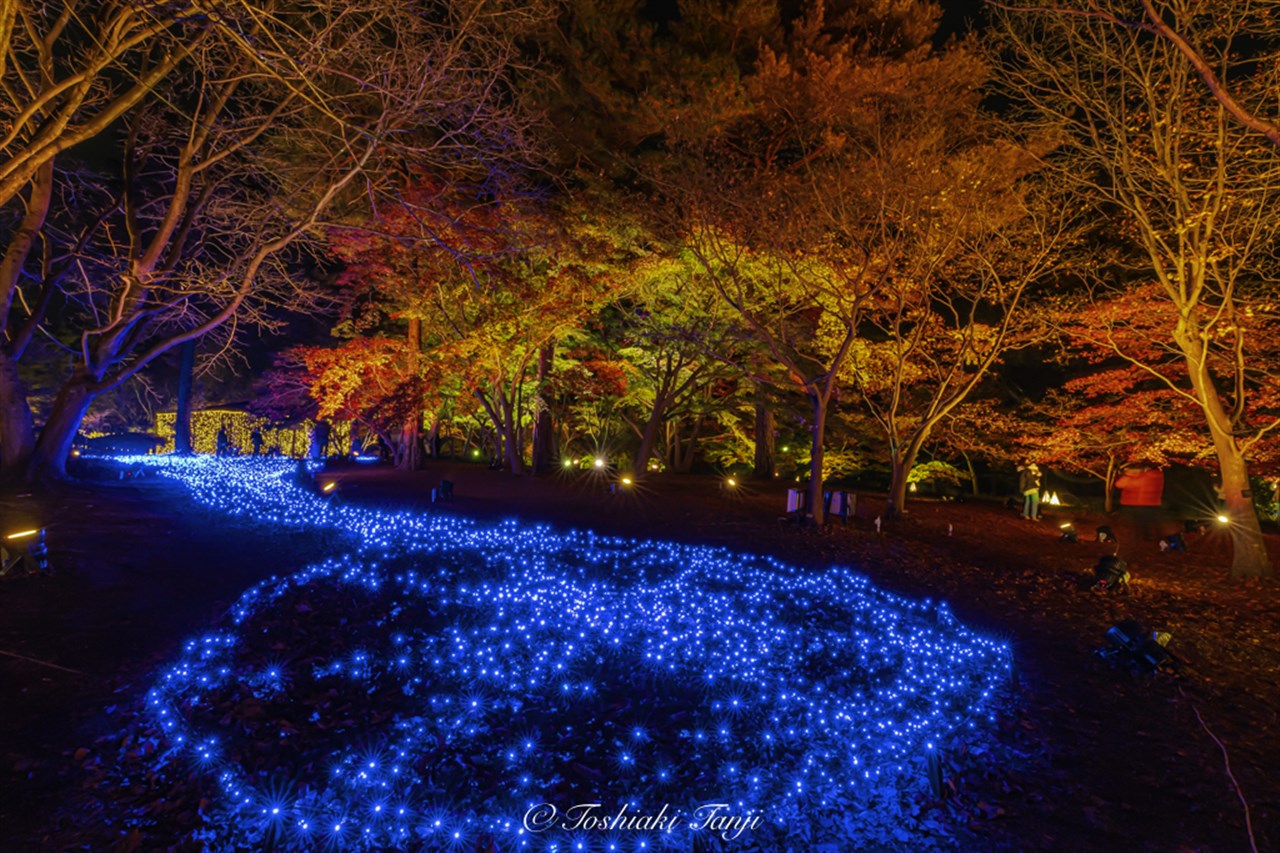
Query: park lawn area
[[0, 460, 1277, 851]]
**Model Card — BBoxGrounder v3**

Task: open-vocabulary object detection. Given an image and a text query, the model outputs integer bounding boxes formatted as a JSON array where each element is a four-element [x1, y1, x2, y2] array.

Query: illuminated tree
[[671, 1, 1049, 522], [0, 1, 214, 474], [594, 254, 743, 476], [997, 0, 1280, 578], [839, 167, 1064, 518], [1032, 379, 1206, 513], [3, 0, 549, 481]]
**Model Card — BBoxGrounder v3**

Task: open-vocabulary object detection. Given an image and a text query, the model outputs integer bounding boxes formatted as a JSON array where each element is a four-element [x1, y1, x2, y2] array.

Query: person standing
[[1018, 463, 1043, 520], [1114, 464, 1165, 541]]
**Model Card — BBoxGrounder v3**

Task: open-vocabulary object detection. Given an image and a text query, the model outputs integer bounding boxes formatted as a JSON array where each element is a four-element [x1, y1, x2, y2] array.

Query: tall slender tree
[[996, 0, 1280, 577]]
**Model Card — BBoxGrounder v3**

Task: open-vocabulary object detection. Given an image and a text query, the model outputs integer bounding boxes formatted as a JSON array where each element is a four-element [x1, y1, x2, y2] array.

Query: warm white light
[[726, 478, 736, 488], [322, 482, 336, 493], [621, 477, 632, 486], [1047, 492, 1061, 506], [593, 458, 604, 469], [5, 528, 39, 540], [563, 459, 573, 468], [1217, 514, 1230, 524]]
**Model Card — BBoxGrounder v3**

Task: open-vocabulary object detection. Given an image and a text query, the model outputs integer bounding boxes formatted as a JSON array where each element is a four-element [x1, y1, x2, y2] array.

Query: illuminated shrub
[[153, 409, 352, 457]]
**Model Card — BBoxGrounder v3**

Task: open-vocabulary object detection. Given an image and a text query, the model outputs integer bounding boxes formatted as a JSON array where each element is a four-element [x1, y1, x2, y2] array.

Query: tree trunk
[[960, 450, 979, 497], [886, 455, 908, 520], [808, 394, 827, 526], [884, 432, 928, 519], [310, 420, 332, 460], [501, 392, 524, 475], [1217, 444, 1272, 579], [1102, 456, 1118, 514], [1178, 335, 1273, 578], [396, 414, 421, 470], [531, 343, 554, 473], [173, 340, 196, 454], [673, 418, 701, 474], [633, 396, 668, 477], [0, 351, 36, 478], [28, 379, 95, 481], [426, 418, 440, 458], [753, 385, 775, 480]]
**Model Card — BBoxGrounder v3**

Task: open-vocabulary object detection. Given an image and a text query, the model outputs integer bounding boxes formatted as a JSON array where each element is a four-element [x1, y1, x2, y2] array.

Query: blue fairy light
[[125, 456, 1010, 851]]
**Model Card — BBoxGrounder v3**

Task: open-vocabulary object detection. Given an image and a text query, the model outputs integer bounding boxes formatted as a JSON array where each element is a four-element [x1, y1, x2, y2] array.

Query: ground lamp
[[1058, 522, 1078, 543], [1159, 532, 1186, 553], [1091, 555, 1129, 594], [1095, 525, 1116, 543], [1, 528, 50, 576], [1101, 619, 1177, 671]]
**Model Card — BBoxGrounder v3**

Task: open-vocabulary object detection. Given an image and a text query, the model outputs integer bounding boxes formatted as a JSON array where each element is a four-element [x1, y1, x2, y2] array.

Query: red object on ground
[[1114, 467, 1164, 506]]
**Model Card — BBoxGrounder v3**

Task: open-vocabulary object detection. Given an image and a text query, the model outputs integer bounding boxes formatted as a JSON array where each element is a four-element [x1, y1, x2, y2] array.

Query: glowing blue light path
[[133, 457, 1009, 851]]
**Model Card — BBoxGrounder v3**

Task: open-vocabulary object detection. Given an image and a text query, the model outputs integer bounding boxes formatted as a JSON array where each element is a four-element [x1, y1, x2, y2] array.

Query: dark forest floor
[[0, 460, 1277, 851]]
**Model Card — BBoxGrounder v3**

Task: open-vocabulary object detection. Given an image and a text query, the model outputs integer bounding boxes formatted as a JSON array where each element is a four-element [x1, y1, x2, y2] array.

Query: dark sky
[[940, 0, 988, 37]]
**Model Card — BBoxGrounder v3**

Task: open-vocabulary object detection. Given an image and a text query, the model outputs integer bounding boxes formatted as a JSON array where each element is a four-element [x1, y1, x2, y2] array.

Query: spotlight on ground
[[1100, 619, 1177, 671], [1216, 514, 1230, 525], [1, 527, 50, 576], [1090, 555, 1129, 595], [1058, 522, 1078, 543]]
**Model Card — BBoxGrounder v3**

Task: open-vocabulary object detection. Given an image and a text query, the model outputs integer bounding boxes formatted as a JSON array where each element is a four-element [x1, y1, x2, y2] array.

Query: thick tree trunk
[[173, 340, 196, 454], [531, 343, 554, 473], [1177, 335, 1273, 578], [886, 456, 908, 520], [0, 352, 36, 478], [753, 385, 775, 480], [28, 380, 95, 481], [1217, 445, 1272, 579], [633, 397, 667, 477], [501, 394, 524, 475], [808, 394, 827, 526], [884, 432, 928, 519], [396, 414, 421, 470], [476, 389, 522, 474]]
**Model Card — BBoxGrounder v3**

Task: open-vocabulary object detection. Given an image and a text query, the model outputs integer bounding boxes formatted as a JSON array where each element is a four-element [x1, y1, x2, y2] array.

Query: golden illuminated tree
[[672, 1, 1056, 521], [995, 0, 1280, 578]]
